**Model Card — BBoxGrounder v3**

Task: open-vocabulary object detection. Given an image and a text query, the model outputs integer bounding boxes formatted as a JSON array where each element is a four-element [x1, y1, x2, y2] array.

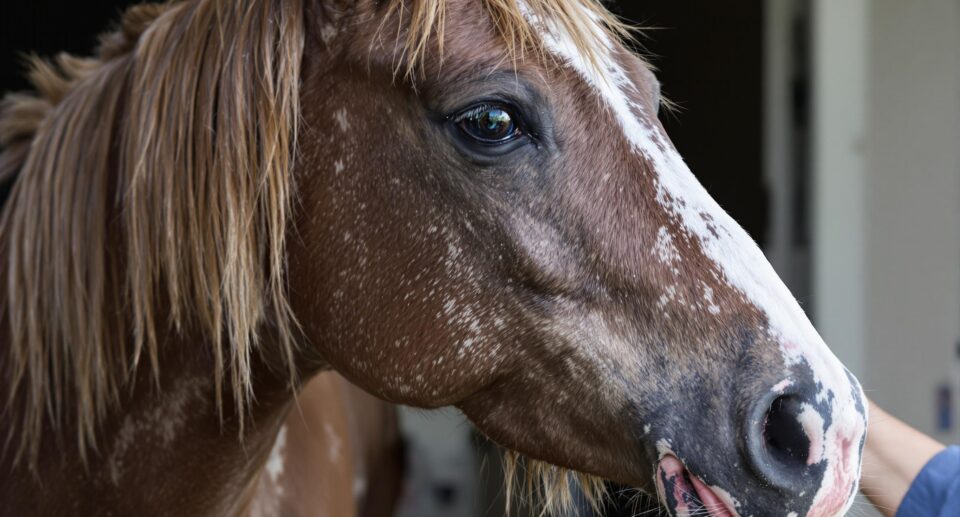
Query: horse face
[[290, 1, 867, 515]]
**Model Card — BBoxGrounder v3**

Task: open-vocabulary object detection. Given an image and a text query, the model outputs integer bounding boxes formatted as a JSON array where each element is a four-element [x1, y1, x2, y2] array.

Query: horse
[[0, 0, 868, 516]]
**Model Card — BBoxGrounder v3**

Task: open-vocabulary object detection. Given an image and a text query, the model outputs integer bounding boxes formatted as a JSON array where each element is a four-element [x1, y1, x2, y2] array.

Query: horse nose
[[744, 387, 823, 489]]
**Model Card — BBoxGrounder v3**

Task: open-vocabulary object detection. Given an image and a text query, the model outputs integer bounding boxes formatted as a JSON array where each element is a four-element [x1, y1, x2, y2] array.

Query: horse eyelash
[[450, 103, 497, 123], [450, 102, 536, 138]]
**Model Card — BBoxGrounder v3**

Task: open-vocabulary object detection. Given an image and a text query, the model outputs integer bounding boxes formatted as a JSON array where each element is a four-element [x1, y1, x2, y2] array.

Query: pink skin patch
[[807, 435, 858, 517], [657, 456, 737, 517], [781, 340, 801, 354], [771, 379, 793, 394]]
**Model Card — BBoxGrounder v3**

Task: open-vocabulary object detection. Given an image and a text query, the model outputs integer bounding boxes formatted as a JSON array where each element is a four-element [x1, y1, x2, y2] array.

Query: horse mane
[[0, 0, 620, 511], [0, 0, 305, 464]]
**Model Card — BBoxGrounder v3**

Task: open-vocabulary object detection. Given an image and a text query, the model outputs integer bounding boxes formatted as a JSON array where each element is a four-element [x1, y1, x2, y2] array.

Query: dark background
[[0, 0, 766, 244], [618, 1, 766, 244], [0, 2, 139, 92]]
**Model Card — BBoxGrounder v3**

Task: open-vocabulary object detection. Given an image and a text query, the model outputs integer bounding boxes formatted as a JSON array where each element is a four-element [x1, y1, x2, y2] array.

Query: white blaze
[[521, 3, 866, 516]]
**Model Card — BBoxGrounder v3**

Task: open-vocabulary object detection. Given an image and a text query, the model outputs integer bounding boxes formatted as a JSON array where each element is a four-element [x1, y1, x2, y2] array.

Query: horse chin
[[655, 455, 738, 517]]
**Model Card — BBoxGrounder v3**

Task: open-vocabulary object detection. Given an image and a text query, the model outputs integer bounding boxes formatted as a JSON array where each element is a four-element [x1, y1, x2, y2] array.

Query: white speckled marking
[[655, 438, 673, 459], [654, 226, 680, 265], [771, 379, 793, 394], [323, 422, 343, 463], [266, 425, 288, 483], [334, 108, 350, 132], [107, 376, 205, 486], [320, 23, 338, 44]]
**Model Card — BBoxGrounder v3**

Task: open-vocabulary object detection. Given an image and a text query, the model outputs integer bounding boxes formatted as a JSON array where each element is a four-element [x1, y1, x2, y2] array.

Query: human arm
[[859, 399, 950, 517]]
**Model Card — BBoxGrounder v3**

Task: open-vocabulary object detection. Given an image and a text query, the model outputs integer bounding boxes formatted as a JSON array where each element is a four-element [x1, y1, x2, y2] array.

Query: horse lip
[[656, 455, 740, 517]]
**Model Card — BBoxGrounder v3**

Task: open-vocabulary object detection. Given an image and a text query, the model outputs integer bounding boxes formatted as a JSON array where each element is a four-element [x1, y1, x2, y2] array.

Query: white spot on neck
[[353, 475, 368, 500], [334, 108, 350, 132], [107, 376, 205, 486], [266, 425, 287, 483], [323, 422, 342, 463], [320, 23, 338, 44]]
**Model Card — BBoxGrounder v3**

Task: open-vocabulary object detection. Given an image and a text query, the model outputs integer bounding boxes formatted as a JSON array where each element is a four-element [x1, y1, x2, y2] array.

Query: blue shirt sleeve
[[895, 445, 960, 517]]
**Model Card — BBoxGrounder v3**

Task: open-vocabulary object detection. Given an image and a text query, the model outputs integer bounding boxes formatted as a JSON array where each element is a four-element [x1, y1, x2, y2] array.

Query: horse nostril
[[763, 395, 810, 468], [744, 389, 824, 493]]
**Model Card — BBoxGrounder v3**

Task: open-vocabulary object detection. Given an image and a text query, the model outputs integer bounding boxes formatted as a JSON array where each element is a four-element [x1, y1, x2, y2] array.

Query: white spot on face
[[447, 242, 461, 260], [703, 285, 721, 315], [334, 159, 345, 174], [709, 485, 742, 511], [654, 226, 680, 265], [771, 379, 793, 394], [657, 284, 680, 309], [655, 438, 673, 458], [442, 297, 457, 315]]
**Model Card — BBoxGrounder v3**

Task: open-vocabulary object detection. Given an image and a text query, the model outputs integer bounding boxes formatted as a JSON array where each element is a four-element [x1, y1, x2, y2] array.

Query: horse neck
[[0, 328, 296, 516]]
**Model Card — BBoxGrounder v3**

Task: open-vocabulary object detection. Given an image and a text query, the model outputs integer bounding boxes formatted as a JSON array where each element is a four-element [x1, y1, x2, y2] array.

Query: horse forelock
[[384, 0, 634, 80], [0, 0, 304, 466]]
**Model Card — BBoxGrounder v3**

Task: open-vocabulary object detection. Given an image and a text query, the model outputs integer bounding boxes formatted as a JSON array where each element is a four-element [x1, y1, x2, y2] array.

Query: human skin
[[860, 399, 947, 516]]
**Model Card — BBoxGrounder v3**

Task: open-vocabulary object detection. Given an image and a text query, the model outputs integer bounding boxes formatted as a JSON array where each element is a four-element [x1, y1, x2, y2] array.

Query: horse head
[[0, 1, 866, 515], [289, 1, 867, 515]]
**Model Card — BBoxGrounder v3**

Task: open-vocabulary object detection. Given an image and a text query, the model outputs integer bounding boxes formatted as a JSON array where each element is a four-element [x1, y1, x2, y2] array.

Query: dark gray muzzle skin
[[629, 331, 867, 517]]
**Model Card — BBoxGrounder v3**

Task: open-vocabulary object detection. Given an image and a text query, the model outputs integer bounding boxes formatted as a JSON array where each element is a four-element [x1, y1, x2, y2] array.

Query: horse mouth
[[656, 456, 738, 517]]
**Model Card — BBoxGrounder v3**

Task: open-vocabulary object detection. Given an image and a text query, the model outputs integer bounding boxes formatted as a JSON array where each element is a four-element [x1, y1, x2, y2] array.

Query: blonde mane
[[0, 0, 626, 511], [1, 0, 305, 464], [391, 0, 632, 78]]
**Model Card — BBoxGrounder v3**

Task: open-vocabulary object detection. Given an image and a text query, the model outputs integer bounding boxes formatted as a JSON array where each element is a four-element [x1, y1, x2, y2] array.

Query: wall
[[863, 0, 960, 442], [813, 0, 960, 443], [811, 0, 869, 382]]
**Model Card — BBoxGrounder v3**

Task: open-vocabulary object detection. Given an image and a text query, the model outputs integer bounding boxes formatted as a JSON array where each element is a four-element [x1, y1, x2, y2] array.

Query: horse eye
[[452, 103, 522, 145]]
